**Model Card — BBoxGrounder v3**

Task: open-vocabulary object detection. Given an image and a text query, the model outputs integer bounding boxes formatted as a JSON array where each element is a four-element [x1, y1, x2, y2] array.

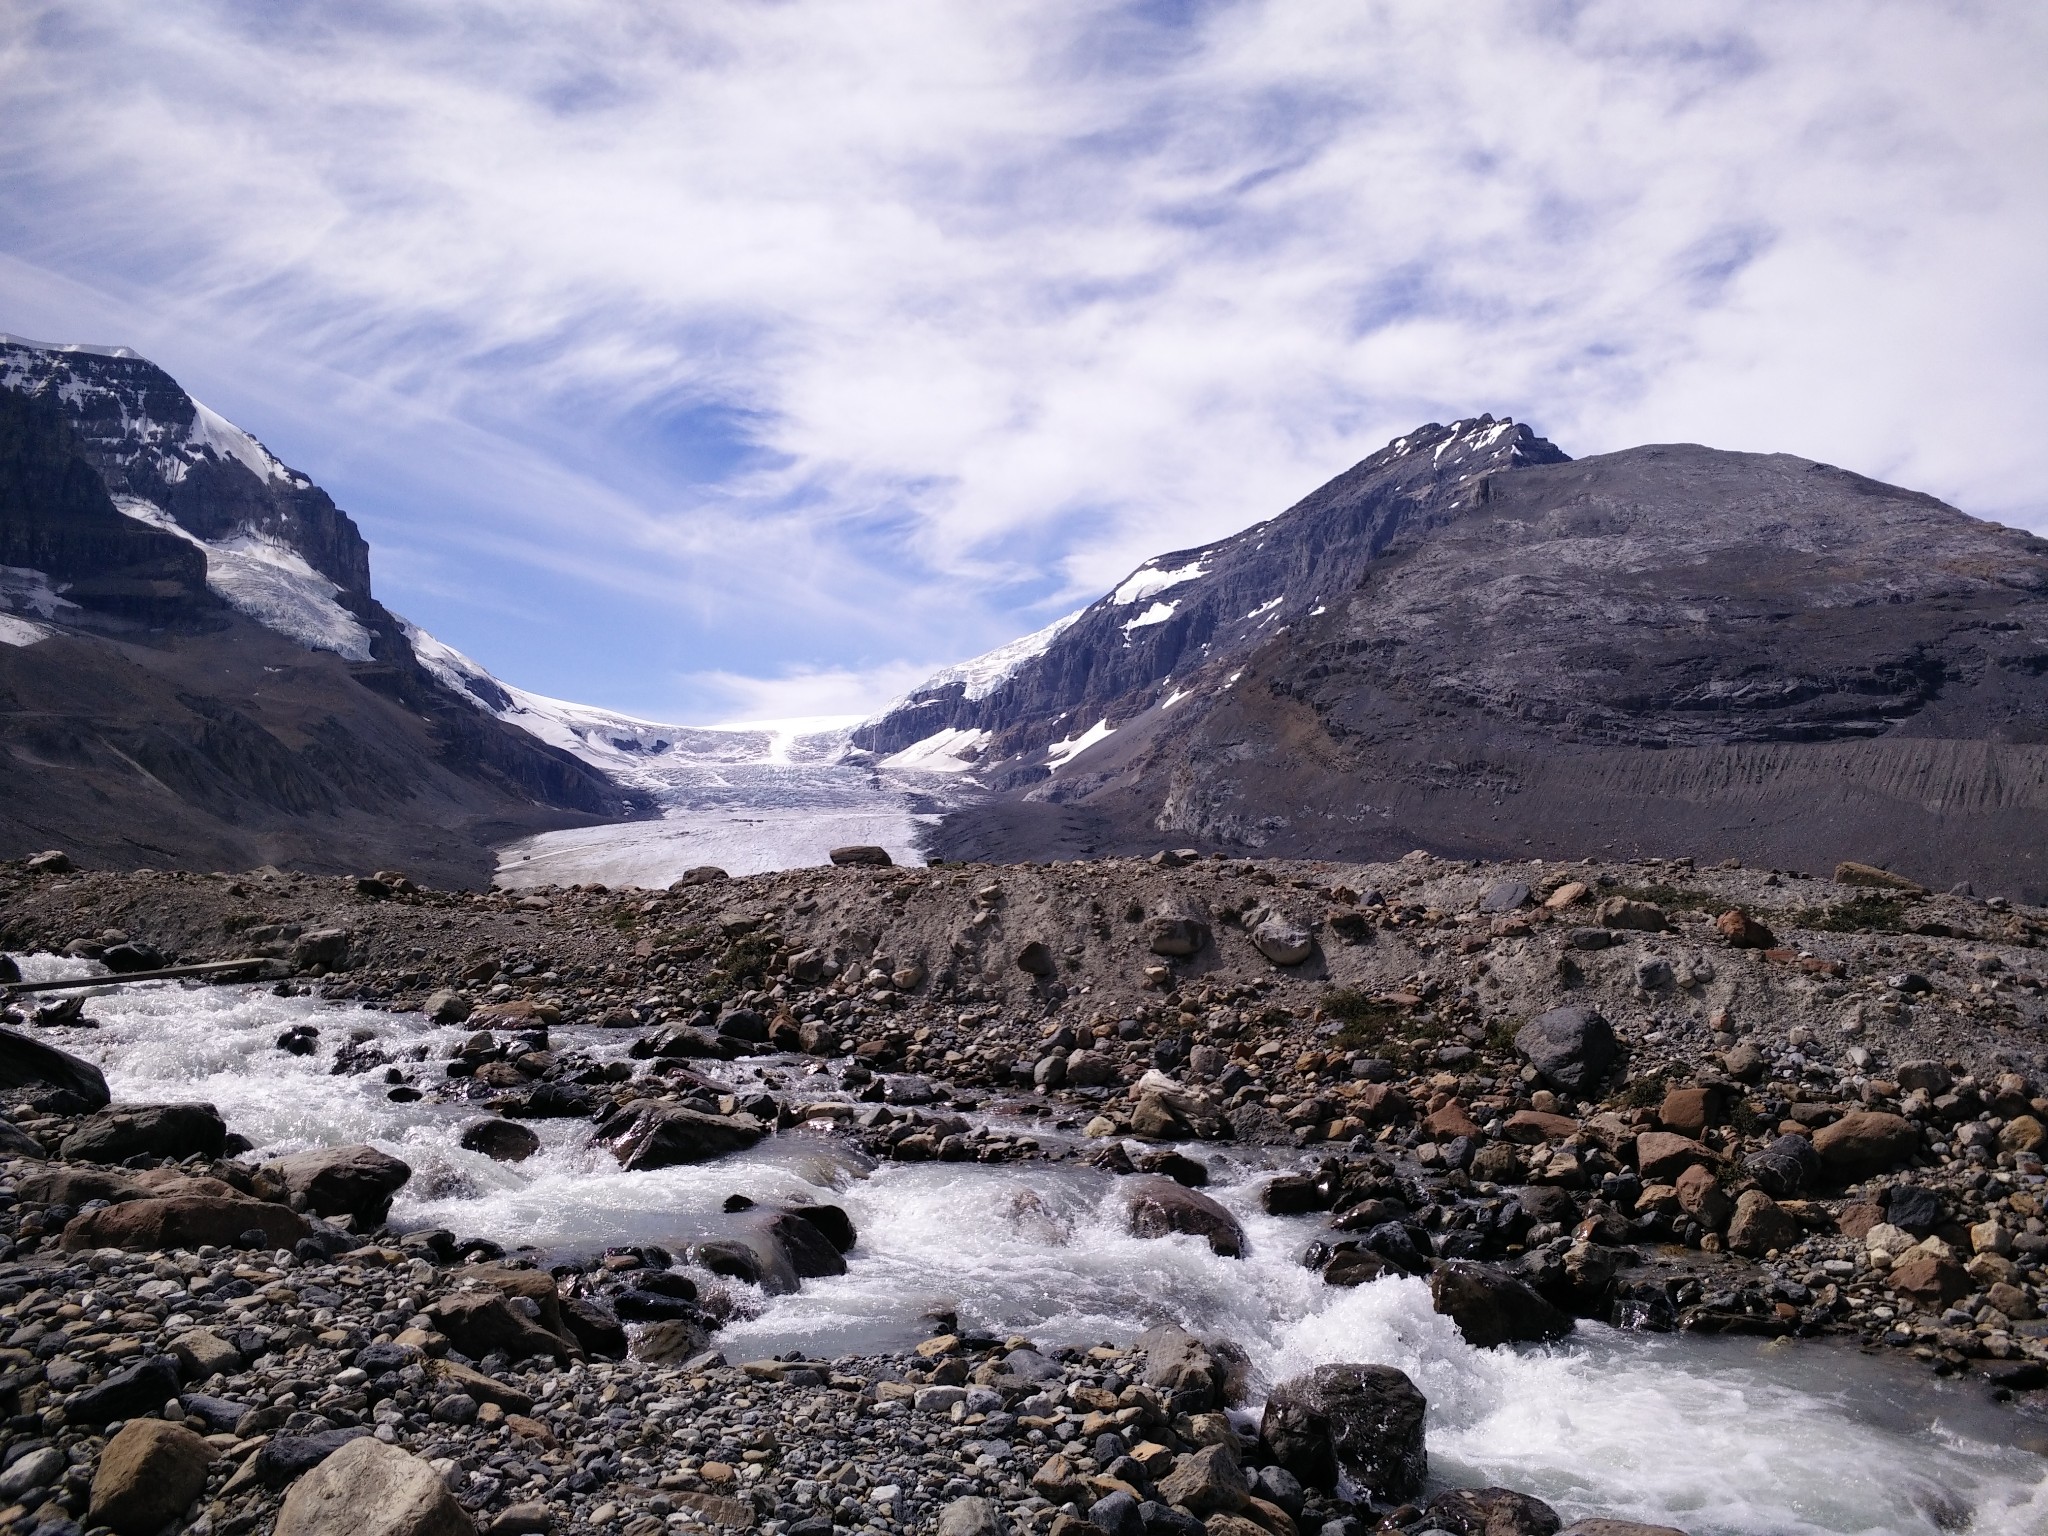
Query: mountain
[[0, 335, 646, 886], [864, 418, 2048, 898]]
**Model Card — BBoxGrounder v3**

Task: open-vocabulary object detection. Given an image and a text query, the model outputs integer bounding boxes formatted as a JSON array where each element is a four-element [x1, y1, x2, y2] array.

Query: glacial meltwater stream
[[17, 959, 2048, 1536]]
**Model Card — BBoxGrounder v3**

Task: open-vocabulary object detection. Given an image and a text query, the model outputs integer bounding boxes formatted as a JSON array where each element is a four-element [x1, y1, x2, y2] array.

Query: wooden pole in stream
[[0, 958, 275, 994]]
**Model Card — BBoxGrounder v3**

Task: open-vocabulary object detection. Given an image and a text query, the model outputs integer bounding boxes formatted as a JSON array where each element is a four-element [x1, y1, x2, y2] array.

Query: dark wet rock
[[1261, 1363, 1428, 1500], [829, 845, 893, 867], [596, 1101, 763, 1170], [1425, 1487, 1562, 1536], [1429, 1261, 1572, 1348], [459, 1118, 542, 1161], [490, 1082, 598, 1118], [1746, 1133, 1821, 1198], [426, 1289, 572, 1365], [1126, 1176, 1245, 1257], [557, 1294, 627, 1358]]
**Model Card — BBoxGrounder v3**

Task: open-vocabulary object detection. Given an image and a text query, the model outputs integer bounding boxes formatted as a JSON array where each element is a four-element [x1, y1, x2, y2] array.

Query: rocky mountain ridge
[[876, 426, 2048, 897], [0, 336, 645, 885]]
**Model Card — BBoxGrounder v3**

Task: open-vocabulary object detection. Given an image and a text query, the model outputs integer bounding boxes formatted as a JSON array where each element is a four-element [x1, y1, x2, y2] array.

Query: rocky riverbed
[[0, 847, 2046, 1536]]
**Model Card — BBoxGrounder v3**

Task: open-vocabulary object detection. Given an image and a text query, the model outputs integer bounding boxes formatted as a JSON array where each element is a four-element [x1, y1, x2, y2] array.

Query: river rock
[[1514, 1008, 1617, 1094], [1125, 1176, 1244, 1257], [597, 1101, 763, 1169], [1713, 909, 1776, 949], [1812, 1111, 1919, 1178], [65, 1353, 182, 1425], [1746, 1133, 1821, 1198], [427, 1290, 573, 1364], [1429, 1261, 1572, 1347], [266, 1143, 413, 1223], [0, 1023, 111, 1107], [60, 1101, 227, 1162], [19, 1164, 155, 1205], [61, 1194, 310, 1251], [1726, 1190, 1798, 1256], [275, 1436, 474, 1536], [1251, 915, 1314, 966], [763, 1208, 849, 1279], [89, 1418, 214, 1535], [1425, 1487, 1562, 1536], [0, 1117, 42, 1158], [0, 1446, 63, 1502], [1138, 1324, 1244, 1408], [1154, 1443, 1249, 1515], [425, 990, 473, 1024], [1673, 1165, 1729, 1229], [1260, 1363, 1427, 1499], [292, 927, 353, 972], [460, 1118, 541, 1161], [938, 1497, 1008, 1536], [172, 1325, 246, 1378]]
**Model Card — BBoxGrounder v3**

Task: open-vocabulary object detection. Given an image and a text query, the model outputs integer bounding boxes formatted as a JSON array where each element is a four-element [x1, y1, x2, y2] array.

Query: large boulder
[[1137, 1324, 1245, 1409], [1154, 1443, 1249, 1516], [459, 1119, 541, 1162], [829, 845, 893, 867], [1251, 915, 1315, 966], [61, 1195, 310, 1252], [275, 1437, 473, 1536], [1812, 1112, 1919, 1179], [60, 1102, 226, 1163], [1425, 1487, 1562, 1536], [89, 1419, 214, 1535], [1746, 1133, 1821, 1198], [596, 1102, 764, 1170], [0, 1025, 110, 1107], [1260, 1363, 1428, 1500], [937, 1497, 1008, 1536], [426, 1289, 572, 1365], [1429, 1261, 1572, 1348], [1726, 1190, 1798, 1256], [1513, 1008, 1618, 1094], [265, 1144, 413, 1224], [1147, 912, 1213, 958], [64, 1354, 182, 1426], [1125, 1176, 1244, 1257]]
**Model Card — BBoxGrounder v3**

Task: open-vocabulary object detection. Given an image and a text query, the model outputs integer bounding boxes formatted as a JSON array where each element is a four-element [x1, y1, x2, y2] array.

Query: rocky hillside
[[874, 424, 2048, 897], [0, 337, 645, 885]]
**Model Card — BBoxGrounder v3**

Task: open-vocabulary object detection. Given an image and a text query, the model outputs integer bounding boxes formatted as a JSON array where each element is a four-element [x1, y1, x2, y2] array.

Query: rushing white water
[[16, 960, 2048, 1535]]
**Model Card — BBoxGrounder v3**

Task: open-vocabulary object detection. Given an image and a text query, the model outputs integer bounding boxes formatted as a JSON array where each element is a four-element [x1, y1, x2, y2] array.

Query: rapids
[[15, 959, 2048, 1536]]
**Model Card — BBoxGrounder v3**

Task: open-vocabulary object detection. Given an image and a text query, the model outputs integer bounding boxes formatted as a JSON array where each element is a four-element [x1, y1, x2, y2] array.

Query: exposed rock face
[[0, 335, 644, 885], [903, 423, 2048, 898], [60, 1102, 227, 1163]]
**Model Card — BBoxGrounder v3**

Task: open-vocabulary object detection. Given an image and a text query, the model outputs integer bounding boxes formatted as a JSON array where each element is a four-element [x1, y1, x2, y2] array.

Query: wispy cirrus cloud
[[1, 1, 2042, 721]]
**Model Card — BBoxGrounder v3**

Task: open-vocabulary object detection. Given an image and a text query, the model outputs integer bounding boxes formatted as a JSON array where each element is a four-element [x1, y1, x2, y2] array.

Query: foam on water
[[18, 960, 2048, 1535]]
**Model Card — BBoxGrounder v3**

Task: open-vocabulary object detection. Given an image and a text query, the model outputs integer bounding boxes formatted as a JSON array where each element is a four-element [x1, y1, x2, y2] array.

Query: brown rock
[[1352, 1083, 1413, 1125], [1030, 1454, 1091, 1507], [61, 1195, 309, 1252], [1987, 1281, 2037, 1320], [89, 1419, 214, 1536], [1657, 1085, 1727, 1138], [1812, 1111, 1919, 1178], [1127, 1177, 1244, 1257], [1714, 909, 1776, 949], [1502, 1110, 1579, 1144], [1726, 1189, 1797, 1256], [430, 1358, 535, 1414], [1596, 898, 1666, 932], [1889, 1255, 1971, 1307], [1425, 1486, 1562, 1536], [1423, 1101, 1482, 1141], [1833, 861, 1925, 892], [1998, 1115, 2045, 1154], [1835, 1202, 1885, 1241], [1635, 1132, 1714, 1182], [1672, 1165, 1729, 1230]]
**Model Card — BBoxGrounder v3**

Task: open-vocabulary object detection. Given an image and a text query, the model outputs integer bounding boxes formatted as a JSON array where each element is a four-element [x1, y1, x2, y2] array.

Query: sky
[[2, 1, 2044, 724]]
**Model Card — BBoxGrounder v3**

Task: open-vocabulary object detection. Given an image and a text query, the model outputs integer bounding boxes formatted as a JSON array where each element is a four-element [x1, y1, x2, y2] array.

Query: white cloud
[[681, 662, 938, 726], [1, 1, 2042, 706]]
